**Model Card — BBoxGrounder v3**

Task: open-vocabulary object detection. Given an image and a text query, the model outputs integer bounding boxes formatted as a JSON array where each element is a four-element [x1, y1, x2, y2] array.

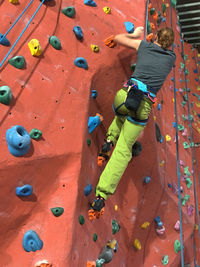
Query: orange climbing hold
[[146, 33, 154, 42], [104, 35, 116, 48], [148, 3, 152, 11], [153, 12, 158, 21], [150, 22, 155, 30], [88, 208, 105, 221], [87, 261, 96, 267]]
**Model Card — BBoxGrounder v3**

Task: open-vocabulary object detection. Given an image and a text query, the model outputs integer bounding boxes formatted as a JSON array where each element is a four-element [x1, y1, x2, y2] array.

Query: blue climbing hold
[[171, 77, 174, 81], [162, 17, 166, 22], [73, 26, 83, 40], [84, 0, 97, 7], [195, 78, 199, 82], [88, 115, 101, 134], [179, 79, 182, 82], [74, 57, 88, 69], [124, 22, 135, 33], [194, 69, 198, 74], [0, 33, 10, 46], [84, 184, 92, 196], [168, 183, 172, 188], [16, 185, 33, 196], [6, 125, 31, 157], [91, 90, 98, 99], [160, 136, 164, 143], [23, 230, 43, 252], [143, 176, 151, 184], [172, 122, 176, 128], [154, 216, 163, 228], [157, 103, 161, 111]]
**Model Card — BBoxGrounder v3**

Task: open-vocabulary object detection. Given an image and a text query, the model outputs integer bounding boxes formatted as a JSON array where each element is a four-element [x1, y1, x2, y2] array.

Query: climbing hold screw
[[84, 184, 92, 196], [93, 233, 98, 242], [74, 57, 88, 69], [91, 44, 99, 53], [0, 85, 12, 105], [6, 125, 31, 157], [23, 230, 43, 252], [51, 207, 64, 217], [8, 56, 26, 69], [79, 215, 85, 225], [61, 6, 76, 18], [16, 185, 33, 196], [103, 6, 111, 14], [49, 36, 61, 50], [28, 39, 42, 56], [133, 239, 141, 250], [29, 128, 42, 140]]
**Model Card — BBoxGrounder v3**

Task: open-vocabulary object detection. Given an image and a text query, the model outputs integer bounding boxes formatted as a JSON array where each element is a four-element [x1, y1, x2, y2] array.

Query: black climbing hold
[[51, 207, 64, 217], [61, 6, 76, 18], [132, 141, 142, 157], [155, 123, 162, 142], [8, 56, 26, 69], [49, 36, 61, 50]]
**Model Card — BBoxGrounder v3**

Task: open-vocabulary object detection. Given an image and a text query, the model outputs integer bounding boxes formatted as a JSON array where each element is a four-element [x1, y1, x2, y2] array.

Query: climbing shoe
[[88, 196, 105, 221], [132, 141, 142, 157], [97, 139, 113, 166]]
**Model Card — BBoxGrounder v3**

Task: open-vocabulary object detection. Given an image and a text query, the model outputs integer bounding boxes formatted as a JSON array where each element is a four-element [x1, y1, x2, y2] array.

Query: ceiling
[[176, 0, 200, 49]]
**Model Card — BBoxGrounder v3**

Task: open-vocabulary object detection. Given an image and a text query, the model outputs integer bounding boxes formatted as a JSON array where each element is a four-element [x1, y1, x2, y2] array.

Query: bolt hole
[[10, 22, 12, 24], [9, 112, 11, 115], [42, 78, 44, 80], [62, 70, 64, 72], [56, 100, 58, 103], [32, 22, 34, 24], [68, 92, 71, 94], [21, 85, 24, 89], [92, 33, 94, 35], [34, 116, 37, 119], [63, 184, 65, 187], [61, 126, 64, 130]]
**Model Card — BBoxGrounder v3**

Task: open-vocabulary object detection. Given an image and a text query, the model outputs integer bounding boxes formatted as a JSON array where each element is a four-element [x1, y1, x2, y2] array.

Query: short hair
[[157, 27, 174, 49]]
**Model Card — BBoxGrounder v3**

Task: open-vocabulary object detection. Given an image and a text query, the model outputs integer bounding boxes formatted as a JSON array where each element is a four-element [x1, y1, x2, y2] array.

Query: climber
[[88, 26, 176, 219]]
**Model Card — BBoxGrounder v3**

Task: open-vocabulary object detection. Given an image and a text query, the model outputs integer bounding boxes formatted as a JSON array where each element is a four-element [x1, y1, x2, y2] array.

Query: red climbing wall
[[0, 0, 199, 266]]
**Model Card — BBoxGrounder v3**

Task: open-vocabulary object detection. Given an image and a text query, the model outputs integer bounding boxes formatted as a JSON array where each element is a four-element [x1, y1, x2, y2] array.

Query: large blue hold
[[23, 230, 43, 252], [74, 57, 88, 69], [88, 115, 101, 133], [0, 33, 10, 46], [84, 184, 92, 196], [84, 0, 97, 7], [6, 125, 31, 157], [73, 26, 83, 40], [16, 185, 33, 197], [154, 216, 163, 228], [124, 22, 135, 33]]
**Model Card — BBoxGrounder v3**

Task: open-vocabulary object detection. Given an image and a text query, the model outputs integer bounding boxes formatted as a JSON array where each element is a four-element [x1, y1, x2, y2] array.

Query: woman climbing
[[88, 26, 176, 220]]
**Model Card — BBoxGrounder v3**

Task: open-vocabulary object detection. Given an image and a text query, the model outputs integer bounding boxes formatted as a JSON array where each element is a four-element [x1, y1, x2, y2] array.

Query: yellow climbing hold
[[197, 86, 200, 91], [153, 116, 156, 121], [166, 3, 169, 7], [133, 239, 141, 250], [160, 160, 165, 167], [114, 205, 118, 211], [172, 98, 175, 103], [193, 110, 197, 115], [198, 54, 200, 57], [141, 221, 150, 229], [165, 134, 171, 142], [197, 127, 200, 134], [91, 44, 99, 53], [194, 224, 199, 230], [195, 102, 200, 107], [28, 39, 42, 57], [103, 6, 111, 14], [9, 0, 19, 4]]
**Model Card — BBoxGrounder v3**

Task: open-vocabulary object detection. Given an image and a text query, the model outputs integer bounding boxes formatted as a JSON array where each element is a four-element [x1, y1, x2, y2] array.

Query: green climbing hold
[[130, 63, 136, 72], [0, 85, 12, 105], [181, 101, 186, 107], [112, 219, 120, 234], [178, 124, 184, 131], [87, 138, 91, 146], [182, 115, 187, 121], [161, 100, 164, 104], [182, 194, 190, 206], [96, 259, 105, 267], [8, 56, 26, 69], [61, 6, 76, 18], [183, 94, 188, 101], [79, 215, 85, 225], [150, 8, 155, 15], [29, 128, 42, 140], [183, 142, 190, 149], [162, 3, 167, 14], [51, 207, 64, 217], [183, 54, 188, 61], [49, 36, 61, 50], [190, 142, 194, 148], [93, 233, 98, 242], [162, 255, 169, 265], [184, 166, 191, 177], [147, 21, 151, 35], [158, 11, 161, 17], [174, 240, 181, 254], [185, 69, 189, 76], [188, 115, 193, 121], [185, 178, 192, 189], [180, 63, 185, 69]]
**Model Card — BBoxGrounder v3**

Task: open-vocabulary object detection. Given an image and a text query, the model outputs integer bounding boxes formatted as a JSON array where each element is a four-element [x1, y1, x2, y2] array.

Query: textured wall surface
[[0, 0, 199, 266]]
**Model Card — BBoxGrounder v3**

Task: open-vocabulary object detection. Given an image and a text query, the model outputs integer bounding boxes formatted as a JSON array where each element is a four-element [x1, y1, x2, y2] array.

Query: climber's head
[[155, 27, 174, 49]]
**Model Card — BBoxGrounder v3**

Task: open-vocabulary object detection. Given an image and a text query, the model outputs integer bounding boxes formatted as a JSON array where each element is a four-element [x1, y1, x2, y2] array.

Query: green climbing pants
[[95, 88, 153, 200]]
